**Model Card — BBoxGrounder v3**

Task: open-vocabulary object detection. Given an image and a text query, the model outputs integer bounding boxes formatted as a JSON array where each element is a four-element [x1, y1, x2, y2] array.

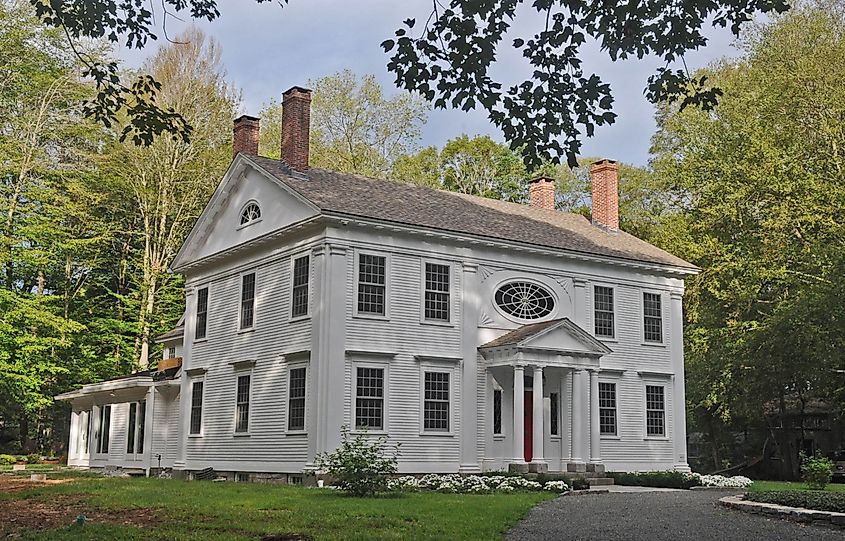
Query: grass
[[0, 464, 65, 472], [1, 474, 556, 540], [748, 480, 845, 493]]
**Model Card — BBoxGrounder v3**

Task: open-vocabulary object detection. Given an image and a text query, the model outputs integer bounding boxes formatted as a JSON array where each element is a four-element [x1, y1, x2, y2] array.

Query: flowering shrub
[[387, 474, 567, 493], [317, 426, 399, 497], [688, 473, 753, 488]]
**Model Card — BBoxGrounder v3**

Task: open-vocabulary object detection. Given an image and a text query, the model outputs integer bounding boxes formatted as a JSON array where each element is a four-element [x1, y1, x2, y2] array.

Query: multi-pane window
[[493, 389, 502, 435], [423, 372, 450, 432], [96, 405, 111, 454], [288, 367, 307, 431], [599, 382, 618, 436], [355, 367, 384, 429], [594, 285, 615, 338], [195, 287, 208, 340], [550, 392, 559, 436], [168, 346, 176, 359], [235, 374, 251, 433], [136, 400, 145, 453], [643, 292, 663, 343], [189, 381, 203, 435], [424, 263, 450, 322], [291, 256, 310, 318], [646, 385, 665, 437], [357, 254, 386, 316], [240, 202, 261, 225], [240, 273, 256, 329]]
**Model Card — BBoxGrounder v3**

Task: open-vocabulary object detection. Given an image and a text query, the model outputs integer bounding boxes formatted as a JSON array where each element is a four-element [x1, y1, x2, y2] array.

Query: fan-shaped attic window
[[240, 202, 261, 226], [494, 281, 555, 321]]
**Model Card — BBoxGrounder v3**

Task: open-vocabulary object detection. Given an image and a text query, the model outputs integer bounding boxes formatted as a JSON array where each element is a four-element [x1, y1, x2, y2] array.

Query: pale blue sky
[[120, 0, 742, 166]]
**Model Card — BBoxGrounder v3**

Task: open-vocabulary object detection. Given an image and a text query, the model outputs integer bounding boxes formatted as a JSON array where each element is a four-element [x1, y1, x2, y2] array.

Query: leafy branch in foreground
[[382, 0, 789, 168]]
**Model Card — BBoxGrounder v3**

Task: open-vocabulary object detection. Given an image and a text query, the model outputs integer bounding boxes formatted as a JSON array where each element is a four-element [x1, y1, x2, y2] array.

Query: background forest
[[1, 0, 843, 478]]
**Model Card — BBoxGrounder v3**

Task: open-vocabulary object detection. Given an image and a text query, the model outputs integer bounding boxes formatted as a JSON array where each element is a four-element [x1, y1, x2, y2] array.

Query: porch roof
[[479, 318, 612, 359]]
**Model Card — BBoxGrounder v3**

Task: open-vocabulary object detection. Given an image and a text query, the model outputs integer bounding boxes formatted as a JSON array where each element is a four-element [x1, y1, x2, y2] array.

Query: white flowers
[[386, 474, 569, 493], [687, 473, 754, 488]]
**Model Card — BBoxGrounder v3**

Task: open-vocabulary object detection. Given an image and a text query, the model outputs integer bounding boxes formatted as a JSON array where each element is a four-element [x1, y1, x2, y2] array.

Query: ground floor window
[[549, 392, 559, 436], [190, 381, 204, 435], [288, 367, 307, 431], [355, 367, 384, 430], [235, 374, 251, 433], [493, 389, 502, 435], [96, 405, 111, 454], [423, 371, 450, 432], [645, 385, 665, 437], [599, 382, 617, 436]]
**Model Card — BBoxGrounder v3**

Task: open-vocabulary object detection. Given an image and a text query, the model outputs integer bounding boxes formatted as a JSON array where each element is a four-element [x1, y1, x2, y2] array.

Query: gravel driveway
[[506, 489, 845, 541]]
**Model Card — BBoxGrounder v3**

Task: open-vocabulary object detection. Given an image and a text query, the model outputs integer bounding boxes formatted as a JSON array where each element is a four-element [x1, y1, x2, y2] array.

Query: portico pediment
[[479, 318, 611, 367]]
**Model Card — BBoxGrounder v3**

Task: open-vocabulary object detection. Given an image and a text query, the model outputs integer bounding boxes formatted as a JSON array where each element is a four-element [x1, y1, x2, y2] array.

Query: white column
[[670, 291, 691, 472], [589, 369, 602, 464], [174, 287, 195, 471], [569, 368, 584, 470], [460, 262, 481, 473], [512, 365, 525, 463], [560, 369, 571, 470], [532, 366, 545, 465]]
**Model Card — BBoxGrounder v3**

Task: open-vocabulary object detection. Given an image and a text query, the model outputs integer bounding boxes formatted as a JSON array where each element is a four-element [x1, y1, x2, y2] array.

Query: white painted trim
[[351, 360, 389, 434], [233, 368, 253, 436], [591, 281, 617, 341], [642, 382, 668, 439], [188, 376, 206, 437], [236, 199, 263, 230], [419, 258, 456, 325], [237, 270, 258, 332], [193, 284, 210, 341], [597, 379, 618, 437], [288, 251, 312, 321], [285, 362, 309, 434], [640, 288, 667, 346], [418, 362, 457, 436], [352, 249, 391, 320], [490, 276, 559, 325]]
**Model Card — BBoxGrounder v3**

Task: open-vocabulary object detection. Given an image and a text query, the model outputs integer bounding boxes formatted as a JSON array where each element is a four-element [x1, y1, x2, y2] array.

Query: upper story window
[[291, 255, 310, 318], [357, 254, 386, 316], [643, 292, 663, 343], [494, 281, 554, 321], [195, 287, 208, 340], [239, 202, 261, 226], [424, 262, 450, 322], [594, 285, 615, 338], [240, 273, 256, 330]]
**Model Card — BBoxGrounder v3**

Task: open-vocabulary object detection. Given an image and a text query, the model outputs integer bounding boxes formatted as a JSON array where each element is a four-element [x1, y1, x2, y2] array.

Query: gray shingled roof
[[247, 155, 696, 271], [480, 317, 612, 355], [154, 324, 184, 343]]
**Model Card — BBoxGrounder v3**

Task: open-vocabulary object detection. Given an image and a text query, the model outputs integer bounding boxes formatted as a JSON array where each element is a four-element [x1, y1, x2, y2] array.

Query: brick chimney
[[232, 115, 260, 159], [281, 86, 312, 170], [590, 159, 619, 231], [528, 176, 556, 211]]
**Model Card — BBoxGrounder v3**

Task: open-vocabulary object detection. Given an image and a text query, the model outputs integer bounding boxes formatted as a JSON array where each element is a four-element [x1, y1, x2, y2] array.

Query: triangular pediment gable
[[171, 155, 321, 271], [480, 318, 612, 357]]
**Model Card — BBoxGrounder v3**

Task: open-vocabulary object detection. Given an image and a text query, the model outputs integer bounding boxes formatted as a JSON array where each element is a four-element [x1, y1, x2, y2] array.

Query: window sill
[[550, 436, 561, 441], [419, 431, 455, 437], [596, 336, 618, 343], [351, 429, 388, 436], [193, 338, 208, 345], [600, 435, 621, 440], [285, 430, 308, 436], [643, 436, 669, 441], [353, 313, 389, 322], [237, 327, 255, 335], [188, 434, 203, 438], [420, 319, 455, 328], [493, 435, 506, 441], [236, 218, 262, 231], [233, 432, 251, 438], [641, 341, 667, 348], [289, 315, 311, 323]]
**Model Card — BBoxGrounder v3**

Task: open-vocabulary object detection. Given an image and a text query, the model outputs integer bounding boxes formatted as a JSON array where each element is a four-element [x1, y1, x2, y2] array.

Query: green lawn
[[0, 474, 556, 540], [748, 480, 845, 493]]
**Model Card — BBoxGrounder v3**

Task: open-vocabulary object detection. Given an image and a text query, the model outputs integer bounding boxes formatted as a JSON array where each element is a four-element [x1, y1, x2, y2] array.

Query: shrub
[[609, 470, 700, 489], [746, 490, 845, 513], [317, 426, 399, 497], [26, 453, 40, 464], [569, 476, 590, 490], [800, 452, 833, 490], [387, 474, 565, 493], [0, 454, 16, 465]]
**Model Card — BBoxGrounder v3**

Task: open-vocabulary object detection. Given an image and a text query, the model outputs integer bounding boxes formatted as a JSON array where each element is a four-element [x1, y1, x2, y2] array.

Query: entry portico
[[480, 318, 612, 474]]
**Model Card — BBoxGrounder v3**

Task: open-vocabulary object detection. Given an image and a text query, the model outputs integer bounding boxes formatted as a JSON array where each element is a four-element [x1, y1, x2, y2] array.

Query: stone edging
[[563, 488, 609, 496], [718, 495, 845, 530]]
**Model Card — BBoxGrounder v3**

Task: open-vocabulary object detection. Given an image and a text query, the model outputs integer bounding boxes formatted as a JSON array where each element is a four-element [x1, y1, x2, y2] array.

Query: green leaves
[[383, 0, 790, 168]]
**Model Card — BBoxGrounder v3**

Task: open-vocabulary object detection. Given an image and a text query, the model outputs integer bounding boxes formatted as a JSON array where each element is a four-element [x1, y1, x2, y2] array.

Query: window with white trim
[[599, 382, 617, 435], [423, 371, 450, 432], [240, 202, 261, 225], [240, 273, 256, 329], [594, 285, 615, 338], [288, 367, 307, 431], [493, 389, 502, 435], [167, 346, 176, 359], [126, 400, 146, 454], [355, 367, 384, 429], [550, 392, 559, 436], [357, 254, 386, 316], [96, 405, 111, 454], [235, 374, 251, 433], [645, 385, 665, 436], [643, 292, 663, 343], [291, 255, 310, 318], [195, 287, 208, 340], [189, 381, 203, 435], [423, 262, 450, 322], [494, 281, 555, 320]]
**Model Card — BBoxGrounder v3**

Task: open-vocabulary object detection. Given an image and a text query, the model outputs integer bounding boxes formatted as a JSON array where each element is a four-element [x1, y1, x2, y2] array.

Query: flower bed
[[387, 474, 569, 494], [745, 490, 845, 513], [608, 470, 753, 489]]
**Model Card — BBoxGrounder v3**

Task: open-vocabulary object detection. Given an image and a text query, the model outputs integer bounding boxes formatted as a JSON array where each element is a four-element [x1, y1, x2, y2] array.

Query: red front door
[[524, 391, 533, 462]]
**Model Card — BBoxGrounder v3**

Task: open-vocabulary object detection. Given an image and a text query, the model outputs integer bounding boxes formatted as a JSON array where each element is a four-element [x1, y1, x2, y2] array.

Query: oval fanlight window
[[494, 281, 555, 321]]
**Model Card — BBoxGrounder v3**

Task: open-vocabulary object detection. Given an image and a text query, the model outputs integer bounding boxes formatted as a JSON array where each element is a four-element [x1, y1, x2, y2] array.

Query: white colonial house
[[58, 86, 699, 481]]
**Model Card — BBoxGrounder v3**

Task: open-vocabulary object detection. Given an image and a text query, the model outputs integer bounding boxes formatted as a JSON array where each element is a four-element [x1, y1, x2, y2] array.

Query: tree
[[649, 1, 845, 476], [259, 70, 428, 178], [30, 0, 789, 166], [102, 27, 239, 369]]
